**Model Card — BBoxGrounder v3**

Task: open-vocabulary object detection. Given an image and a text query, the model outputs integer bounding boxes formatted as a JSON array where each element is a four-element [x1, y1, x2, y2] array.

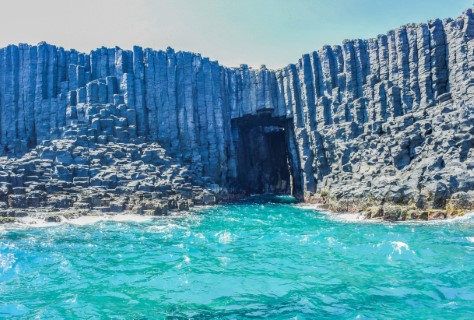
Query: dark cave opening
[[233, 113, 297, 196]]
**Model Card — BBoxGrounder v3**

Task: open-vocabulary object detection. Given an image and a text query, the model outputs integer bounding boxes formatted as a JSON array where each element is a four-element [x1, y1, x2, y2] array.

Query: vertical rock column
[[133, 46, 148, 137]]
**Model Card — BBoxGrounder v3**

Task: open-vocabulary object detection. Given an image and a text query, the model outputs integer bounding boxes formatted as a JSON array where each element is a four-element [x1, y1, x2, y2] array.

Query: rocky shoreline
[[1, 194, 472, 226], [304, 100, 474, 222], [307, 193, 473, 222], [1, 184, 472, 225], [0, 137, 222, 225], [0, 9, 473, 223]]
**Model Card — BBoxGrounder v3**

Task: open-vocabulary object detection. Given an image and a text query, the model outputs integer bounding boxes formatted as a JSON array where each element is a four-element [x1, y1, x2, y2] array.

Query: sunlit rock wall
[[0, 9, 473, 205]]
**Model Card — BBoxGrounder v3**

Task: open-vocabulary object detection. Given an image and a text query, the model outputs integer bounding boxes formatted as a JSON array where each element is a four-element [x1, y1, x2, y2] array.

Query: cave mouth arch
[[232, 112, 299, 197]]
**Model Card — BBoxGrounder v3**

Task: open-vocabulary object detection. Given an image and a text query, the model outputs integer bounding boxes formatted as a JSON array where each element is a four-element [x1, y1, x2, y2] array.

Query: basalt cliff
[[0, 9, 473, 222]]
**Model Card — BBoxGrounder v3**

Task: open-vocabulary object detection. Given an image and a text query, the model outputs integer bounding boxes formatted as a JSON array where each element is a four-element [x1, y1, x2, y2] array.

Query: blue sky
[[0, 0, 471, 68]]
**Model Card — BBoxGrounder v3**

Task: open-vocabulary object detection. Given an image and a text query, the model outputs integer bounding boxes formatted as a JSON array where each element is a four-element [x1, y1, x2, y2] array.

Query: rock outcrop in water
[[0, 9, 473, 222]]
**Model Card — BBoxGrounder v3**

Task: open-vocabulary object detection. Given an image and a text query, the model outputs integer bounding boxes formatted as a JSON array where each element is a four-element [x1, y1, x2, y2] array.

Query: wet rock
[[0, 216, 15, 224], [45, 214, 62, 223]]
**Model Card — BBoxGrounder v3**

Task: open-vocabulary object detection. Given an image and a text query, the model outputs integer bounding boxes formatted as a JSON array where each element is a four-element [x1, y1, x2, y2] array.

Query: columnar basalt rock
[[0, 9, 473, 221]]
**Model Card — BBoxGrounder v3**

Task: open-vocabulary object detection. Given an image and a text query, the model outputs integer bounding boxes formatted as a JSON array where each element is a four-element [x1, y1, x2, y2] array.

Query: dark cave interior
[[233, 113, 296, 196]]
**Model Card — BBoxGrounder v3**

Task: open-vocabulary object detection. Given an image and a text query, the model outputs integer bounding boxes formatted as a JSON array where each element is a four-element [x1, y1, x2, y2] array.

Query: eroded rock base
[[305, 102, 474, 221], [0, 137, 219, 224]]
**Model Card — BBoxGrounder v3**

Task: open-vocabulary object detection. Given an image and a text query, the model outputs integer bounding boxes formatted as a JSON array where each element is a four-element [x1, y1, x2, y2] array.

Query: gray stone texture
[[0, 9, 473, 218]]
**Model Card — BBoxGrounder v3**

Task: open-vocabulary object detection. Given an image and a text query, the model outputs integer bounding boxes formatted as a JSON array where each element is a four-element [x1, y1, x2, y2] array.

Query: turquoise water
[[1, 199, 474, 319]]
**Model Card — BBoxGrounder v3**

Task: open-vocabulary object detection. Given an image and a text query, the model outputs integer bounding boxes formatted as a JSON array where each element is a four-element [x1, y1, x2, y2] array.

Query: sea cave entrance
[[232, 112, 300, 197]]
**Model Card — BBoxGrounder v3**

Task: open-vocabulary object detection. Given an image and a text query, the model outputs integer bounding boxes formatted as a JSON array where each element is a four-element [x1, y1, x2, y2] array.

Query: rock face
[[0, 9, 473, 220]]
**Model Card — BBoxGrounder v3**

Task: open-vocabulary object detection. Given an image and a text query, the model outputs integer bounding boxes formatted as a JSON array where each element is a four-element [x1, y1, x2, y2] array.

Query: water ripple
[[0, 202, 473, 319]]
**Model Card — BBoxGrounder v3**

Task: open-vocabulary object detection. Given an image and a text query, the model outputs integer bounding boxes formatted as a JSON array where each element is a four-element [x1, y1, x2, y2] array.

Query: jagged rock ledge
[[305, 99, 474, 221], [0, 137, 224, 225], [1, 8, 474, 223]]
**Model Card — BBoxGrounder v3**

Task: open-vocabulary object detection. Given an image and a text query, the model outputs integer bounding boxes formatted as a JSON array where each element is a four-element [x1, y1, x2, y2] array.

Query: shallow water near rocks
[[1, 199, 474, 319]]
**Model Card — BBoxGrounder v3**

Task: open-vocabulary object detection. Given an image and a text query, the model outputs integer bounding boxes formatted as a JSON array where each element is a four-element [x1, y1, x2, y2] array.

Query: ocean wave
[[145, 223, 187, 234], [0, 213, 172, 230], [391, 241, 413, 254], [215, 230, 233, 244]]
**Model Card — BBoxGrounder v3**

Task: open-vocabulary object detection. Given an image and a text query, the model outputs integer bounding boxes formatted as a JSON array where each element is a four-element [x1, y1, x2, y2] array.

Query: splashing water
[[1, 200, 473, 319]]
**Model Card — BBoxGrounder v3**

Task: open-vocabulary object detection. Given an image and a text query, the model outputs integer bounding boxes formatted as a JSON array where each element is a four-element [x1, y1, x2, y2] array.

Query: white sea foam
[[183, 255, 191, 264], [297, 205, 377, 223], [216, 230, 233, 244], [1, 212, 192, 230], [391, 241, 411, 254], [401, 211, 474, 226], [189, 205, 218, 213], [0, 252, 16, 272], [333, 211, 474, 225], [67, 214, 155, 225], [326, 212, 374, 223], [293, 203, 326, 211], [2, 206, 472, 230], [447, 211, 474, 222], [296, 204, 474, 225], [10, 216, 62, 228], [146, 223, 186, 234], [218, 256, 230, 266]]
